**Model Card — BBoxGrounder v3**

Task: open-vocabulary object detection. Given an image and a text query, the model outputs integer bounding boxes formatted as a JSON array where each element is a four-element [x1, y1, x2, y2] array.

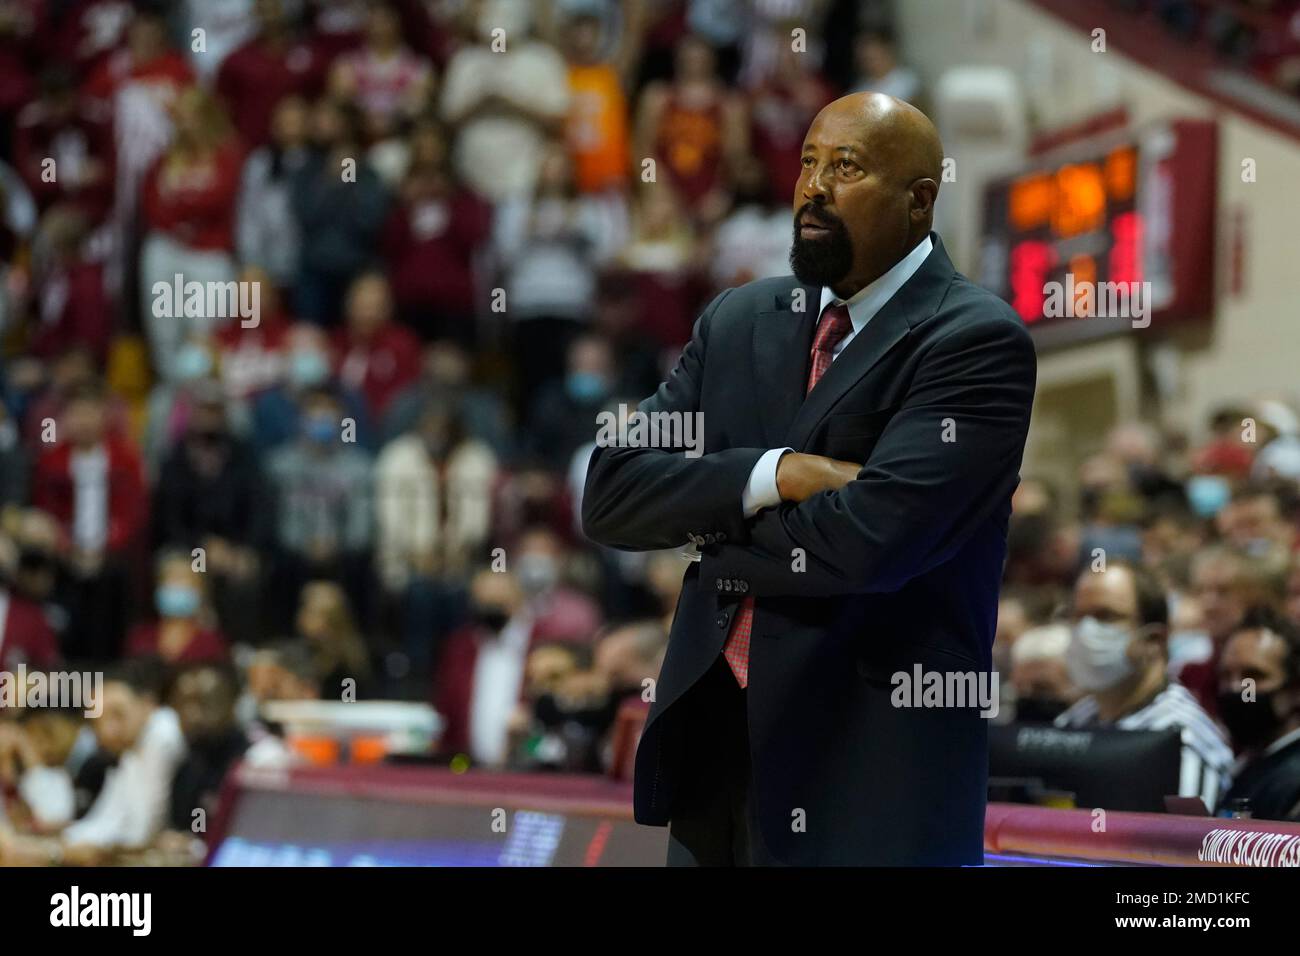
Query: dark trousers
[[665, 654, 777, 866]]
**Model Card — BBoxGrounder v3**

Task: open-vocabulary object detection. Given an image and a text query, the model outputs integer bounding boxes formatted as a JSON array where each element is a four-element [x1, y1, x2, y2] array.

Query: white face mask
[[1067, 615, 1136, 691]]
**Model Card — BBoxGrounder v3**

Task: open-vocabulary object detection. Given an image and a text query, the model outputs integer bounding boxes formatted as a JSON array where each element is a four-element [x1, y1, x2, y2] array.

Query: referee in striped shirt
[[1054, 560, 1233, 810]]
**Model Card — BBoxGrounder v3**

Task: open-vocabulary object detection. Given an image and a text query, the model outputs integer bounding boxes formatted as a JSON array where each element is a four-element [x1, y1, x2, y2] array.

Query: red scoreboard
[[978, 118, 1217, 344]]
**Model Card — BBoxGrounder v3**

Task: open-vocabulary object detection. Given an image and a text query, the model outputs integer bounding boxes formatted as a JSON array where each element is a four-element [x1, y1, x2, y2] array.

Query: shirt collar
[[818, 234, 934, 334]]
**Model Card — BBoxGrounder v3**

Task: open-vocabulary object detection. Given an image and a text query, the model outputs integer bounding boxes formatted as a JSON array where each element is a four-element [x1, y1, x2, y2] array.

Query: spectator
[[1215, 606, 1300, 821], [31, 380, 145, 661], [0, 703, 82, 833], [213, 264, 294, 401], [1055, 561, 1233, 809], [13, 67, 114, 223], [1191, 405, 1256, 478], [235, 95, 312, 288], [0, 661, 185, 864], [526, 333, 618, 472], [374, 396, 497, 679], [289, 96, 390, 324], [266, 385, 374, 628], [560, 7, 633, 194], [216, 0, 326, 148], [294, 580, 373, 699], [748, 43, 834, 202], [634, 32, 748, 227], [26, 206, 114, 365], [54, 0, 133, 79], [381, 340, 515, 457], [513, 525, 602, 644], [494, 142, 619, 410], [328, 0, 434, 142], [126, 550, 228, 665], [439, 0, 570, 201], [333, 271, 422, 421], [594, 618, 667, 707], [1008, 623, 1077, 723], [83, 8, 195, 271], [433, 565, 534, 765], [139, 341, 226, 476], [0, 547, 61, 672], [380, 145, 493, 345], [248, 321, 375, 452], [165, 662, 248, 833], [151, 385, 267, 640], [4, 508, 70, 645], [1180, 547, 1274, 717], [709, 156, 789, 288], [616, 182, 697, 348], [139, 86, 243, 380]]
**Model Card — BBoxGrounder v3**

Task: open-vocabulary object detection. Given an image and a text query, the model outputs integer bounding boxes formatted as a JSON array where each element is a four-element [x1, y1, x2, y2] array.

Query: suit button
[[737, 581, 748, 594], [704, 533, 716, 545], [716, 612, 729, 628], [723, 579, 733, 591], [716, 532, 727, 543], [715, 578, 724, 591]]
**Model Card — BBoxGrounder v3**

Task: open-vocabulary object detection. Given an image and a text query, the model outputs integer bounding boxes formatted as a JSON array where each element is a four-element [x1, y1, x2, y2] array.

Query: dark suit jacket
[[582, 234, 1037, 864]]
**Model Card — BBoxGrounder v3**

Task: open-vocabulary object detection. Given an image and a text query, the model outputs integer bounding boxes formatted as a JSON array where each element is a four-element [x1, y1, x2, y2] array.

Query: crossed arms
[[581, 290, 1036, 598]]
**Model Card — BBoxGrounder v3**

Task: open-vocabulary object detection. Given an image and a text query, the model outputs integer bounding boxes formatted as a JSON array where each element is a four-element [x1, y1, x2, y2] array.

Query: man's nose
[[802, 164, 830, 203]]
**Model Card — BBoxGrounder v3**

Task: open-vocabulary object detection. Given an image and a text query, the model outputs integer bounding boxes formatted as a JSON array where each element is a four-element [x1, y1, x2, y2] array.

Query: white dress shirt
[[740, 235, 934, 517], [62, 706, 186, 849]]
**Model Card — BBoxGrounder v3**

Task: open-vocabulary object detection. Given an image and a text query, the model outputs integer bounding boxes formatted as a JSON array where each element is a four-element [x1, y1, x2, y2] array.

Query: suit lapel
[[785, 233, 957, 451], [752, 282, 820, 447]]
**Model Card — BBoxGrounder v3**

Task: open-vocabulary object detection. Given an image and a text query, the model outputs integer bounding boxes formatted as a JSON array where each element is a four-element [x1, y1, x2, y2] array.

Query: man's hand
[[775, 453, 862, 504]]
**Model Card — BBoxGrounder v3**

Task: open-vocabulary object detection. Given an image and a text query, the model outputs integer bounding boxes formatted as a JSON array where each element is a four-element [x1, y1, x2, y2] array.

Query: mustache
[[794, 203, 844, 230]]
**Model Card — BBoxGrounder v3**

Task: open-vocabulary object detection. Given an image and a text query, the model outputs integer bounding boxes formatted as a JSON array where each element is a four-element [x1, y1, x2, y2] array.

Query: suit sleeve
[[581, 289, 769, 551], [700, 312, 1036, 596]]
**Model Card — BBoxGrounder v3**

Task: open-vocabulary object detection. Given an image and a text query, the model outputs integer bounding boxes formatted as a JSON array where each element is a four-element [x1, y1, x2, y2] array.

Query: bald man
[[583, 94, 1037, 865]]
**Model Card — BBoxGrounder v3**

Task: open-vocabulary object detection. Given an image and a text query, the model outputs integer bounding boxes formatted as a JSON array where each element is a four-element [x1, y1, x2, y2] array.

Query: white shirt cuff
[[742, 448, 793, 518]]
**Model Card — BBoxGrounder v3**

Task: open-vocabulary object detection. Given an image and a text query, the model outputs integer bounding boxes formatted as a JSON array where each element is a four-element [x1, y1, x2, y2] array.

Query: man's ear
[[910, 178, 938, 220]]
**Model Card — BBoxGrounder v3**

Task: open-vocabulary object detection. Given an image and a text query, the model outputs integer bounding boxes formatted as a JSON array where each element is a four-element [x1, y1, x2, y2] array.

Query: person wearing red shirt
[[381, 156, 491, 346], [31, 380, 146, 661], [139, 86, 243, 381], [0, 588, 61, 672], [216, 0, 326, 149], [125, 552, 228, 666], [53, 0, 134, 80], [81, 9, 194, 105], [333, 272, 421, 421], [26, 206, 115, 365], [13, 68, 115, 223]]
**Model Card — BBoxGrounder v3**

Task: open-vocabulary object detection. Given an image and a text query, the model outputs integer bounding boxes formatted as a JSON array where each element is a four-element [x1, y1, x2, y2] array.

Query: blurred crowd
[[1112, 0, 1300, 98], [0, 0, 920, 860], [0, 0, 1296, 865], [999, 406, 1300, 822]]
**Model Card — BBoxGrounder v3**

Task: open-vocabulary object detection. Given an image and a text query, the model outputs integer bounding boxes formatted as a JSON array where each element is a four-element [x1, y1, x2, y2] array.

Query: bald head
[[791, 93, 943, 297], [827, 92, 944, 187]]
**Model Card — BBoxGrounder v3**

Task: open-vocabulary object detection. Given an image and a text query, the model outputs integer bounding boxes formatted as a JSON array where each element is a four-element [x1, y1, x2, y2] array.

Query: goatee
[[789, 205, 854, 286]]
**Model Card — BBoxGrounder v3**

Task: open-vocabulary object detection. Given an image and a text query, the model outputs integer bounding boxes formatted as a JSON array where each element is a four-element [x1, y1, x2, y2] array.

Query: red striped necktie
[[721, 302, 855, 687]]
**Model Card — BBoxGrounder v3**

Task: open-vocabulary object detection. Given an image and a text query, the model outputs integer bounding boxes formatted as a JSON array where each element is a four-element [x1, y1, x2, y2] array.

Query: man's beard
[[790, 205, 854, 286]]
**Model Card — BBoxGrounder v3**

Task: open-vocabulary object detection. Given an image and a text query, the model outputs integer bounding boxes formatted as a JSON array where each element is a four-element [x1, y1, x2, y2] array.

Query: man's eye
[[838, 160, 857, 172], [801, 156, 815, 167]]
